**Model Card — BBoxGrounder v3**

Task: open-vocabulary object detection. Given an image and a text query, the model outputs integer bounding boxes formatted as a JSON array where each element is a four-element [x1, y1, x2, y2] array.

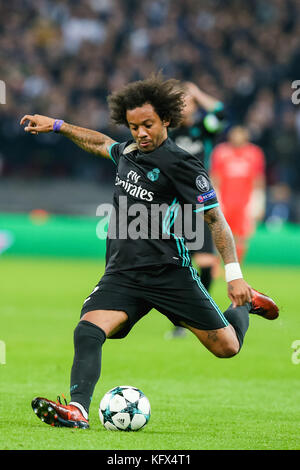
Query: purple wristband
[[53, 119, 64, 133]]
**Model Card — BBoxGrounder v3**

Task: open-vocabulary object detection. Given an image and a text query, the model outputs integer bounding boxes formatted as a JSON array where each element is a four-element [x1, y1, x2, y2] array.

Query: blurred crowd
[[0, 0, 300, 218]]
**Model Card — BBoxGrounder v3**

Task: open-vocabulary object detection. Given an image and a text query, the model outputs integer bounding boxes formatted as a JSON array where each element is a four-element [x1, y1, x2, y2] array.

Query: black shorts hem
[[80, 302, 150, 340], [80, 266, 227, 338]]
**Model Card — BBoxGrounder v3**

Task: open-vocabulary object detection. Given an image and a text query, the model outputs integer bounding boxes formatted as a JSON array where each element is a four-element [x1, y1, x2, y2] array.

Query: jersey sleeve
[[107, 141, 130, 166], [170, 154, 219, 213], [107, 141, 121, 165]]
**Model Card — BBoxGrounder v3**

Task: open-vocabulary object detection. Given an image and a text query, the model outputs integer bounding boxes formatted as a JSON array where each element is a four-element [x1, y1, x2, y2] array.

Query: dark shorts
[[80, 265, 229, 339]]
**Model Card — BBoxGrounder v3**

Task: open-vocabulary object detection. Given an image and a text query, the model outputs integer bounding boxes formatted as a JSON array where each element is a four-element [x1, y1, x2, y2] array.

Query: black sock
[[200, 267, 213, 292], [223, 303, 250, 350], [70, 320, 106, 414]]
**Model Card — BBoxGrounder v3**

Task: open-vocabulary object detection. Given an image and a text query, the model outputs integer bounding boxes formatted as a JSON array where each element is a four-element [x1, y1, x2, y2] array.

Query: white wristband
[[225, 263, 243, 282]]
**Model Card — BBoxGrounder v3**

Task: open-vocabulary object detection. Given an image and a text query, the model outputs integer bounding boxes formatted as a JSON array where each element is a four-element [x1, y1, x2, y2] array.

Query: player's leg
[[69, 309, 128, 415], [68, 272, 152, 420], [180, 324, 239, 358], [186, 265, 250, 356], [181, 285, 279, 358], [154, 266, 253, 357], [32, 272, 151, 428], [32, 309, 128, 429], [180, 303, 250, 358]]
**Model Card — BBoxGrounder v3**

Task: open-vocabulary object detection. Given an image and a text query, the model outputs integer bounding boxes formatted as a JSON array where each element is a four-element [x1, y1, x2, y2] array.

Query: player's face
[[228, 127, 249, 147], [126, 103, 170, 152]]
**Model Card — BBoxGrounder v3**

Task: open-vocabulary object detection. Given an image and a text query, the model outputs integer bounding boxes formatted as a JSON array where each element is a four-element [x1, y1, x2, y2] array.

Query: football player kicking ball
[[20, 74, 279, 429]]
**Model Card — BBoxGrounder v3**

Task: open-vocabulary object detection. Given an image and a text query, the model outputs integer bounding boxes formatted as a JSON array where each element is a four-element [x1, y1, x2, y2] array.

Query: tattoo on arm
[[204, 206, 238, 265], [60, 123, 115, 158]]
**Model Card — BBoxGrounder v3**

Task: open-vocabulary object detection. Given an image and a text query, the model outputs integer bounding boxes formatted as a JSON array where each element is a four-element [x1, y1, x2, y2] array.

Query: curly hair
[[107, 73, 186, 129]]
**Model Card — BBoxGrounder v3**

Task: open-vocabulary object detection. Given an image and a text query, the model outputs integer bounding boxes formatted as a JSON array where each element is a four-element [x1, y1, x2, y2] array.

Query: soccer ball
[[99, 385, 151, 431]]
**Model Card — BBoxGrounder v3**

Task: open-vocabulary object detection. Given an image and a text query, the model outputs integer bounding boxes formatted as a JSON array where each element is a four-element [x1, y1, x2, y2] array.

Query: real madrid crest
[[147, 168, 160, 182]]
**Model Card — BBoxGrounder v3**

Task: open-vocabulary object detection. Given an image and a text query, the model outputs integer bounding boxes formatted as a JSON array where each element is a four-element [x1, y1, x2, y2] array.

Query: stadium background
[[0, 0, 300, 260], [1, 0, 300, 451]]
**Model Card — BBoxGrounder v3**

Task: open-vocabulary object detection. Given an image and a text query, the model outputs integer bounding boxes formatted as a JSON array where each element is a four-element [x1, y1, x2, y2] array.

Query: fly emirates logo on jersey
[[115, 170, 154, 202]]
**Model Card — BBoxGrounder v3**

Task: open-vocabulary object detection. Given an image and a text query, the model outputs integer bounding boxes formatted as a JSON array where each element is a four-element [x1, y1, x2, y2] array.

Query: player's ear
[[162, 119, 170, 128]]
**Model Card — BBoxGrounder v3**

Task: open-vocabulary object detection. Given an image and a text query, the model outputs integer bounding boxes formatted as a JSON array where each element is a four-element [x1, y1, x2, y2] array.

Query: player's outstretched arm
[[20, 114, 116, 159], [204, 206, 252, 307]]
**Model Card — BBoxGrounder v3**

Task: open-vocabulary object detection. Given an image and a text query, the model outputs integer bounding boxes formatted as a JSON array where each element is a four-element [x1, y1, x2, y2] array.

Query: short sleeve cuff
[[194, 202, 219, 213], [108, 142, 119, 165]]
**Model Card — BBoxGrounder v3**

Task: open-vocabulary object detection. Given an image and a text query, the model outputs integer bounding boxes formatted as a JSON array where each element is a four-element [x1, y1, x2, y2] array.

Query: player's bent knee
[[213, 342, 240, 358], [183, 323, 240, 358]]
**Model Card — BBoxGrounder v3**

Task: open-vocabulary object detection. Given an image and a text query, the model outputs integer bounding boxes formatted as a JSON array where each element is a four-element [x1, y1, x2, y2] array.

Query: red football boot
[[250, 288, 279, 320], [32, 395, 89, 429]]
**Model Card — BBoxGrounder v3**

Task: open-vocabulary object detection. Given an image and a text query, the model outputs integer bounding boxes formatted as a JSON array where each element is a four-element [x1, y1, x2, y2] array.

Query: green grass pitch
[[1, 256, 300, 450]]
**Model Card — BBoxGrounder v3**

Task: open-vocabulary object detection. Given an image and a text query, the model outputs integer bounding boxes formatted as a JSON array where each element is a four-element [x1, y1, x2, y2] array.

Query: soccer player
[[20, 75, 278, 429], [210, 125, 266, 263]]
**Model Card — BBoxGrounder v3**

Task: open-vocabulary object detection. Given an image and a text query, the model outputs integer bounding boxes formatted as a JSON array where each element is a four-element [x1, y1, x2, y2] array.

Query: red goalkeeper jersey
[[210, 142, 265, 236]]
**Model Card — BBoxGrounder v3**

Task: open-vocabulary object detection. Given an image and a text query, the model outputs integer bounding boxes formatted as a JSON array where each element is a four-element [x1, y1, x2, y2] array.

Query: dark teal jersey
[[105, 137, 219, 273]]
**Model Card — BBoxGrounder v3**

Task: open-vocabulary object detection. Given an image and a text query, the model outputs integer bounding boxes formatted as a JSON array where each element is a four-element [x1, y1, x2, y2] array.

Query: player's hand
[[227, 278, 253, 308], [20, 114, 55, 134]]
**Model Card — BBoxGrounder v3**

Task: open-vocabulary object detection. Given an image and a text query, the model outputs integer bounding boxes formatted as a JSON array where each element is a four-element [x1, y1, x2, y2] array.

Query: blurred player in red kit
[[210, 126, 266, 264]]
